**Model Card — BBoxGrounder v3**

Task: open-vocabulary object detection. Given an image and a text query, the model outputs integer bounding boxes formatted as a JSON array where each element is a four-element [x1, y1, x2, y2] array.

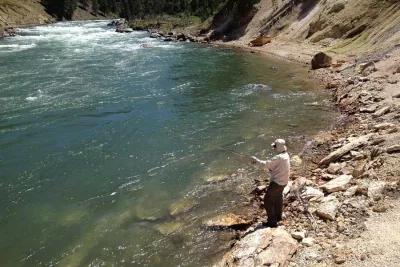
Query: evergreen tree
[[42, 0, 253, 21]]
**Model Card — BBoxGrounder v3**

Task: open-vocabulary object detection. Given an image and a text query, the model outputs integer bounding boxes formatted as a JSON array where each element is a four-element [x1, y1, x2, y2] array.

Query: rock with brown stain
[[249, 35, 272, 47], [311, 52, 332, 69]]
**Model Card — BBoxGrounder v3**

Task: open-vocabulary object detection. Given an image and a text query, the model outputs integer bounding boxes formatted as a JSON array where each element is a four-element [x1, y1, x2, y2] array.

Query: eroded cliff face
[[210, 0, 400, 56]]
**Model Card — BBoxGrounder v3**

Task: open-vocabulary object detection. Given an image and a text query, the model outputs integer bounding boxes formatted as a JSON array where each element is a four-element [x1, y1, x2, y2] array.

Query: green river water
[[0, 20, 334, 266]]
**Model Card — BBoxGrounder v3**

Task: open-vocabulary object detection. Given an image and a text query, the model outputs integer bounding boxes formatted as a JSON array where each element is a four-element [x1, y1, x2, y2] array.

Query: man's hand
[[250, 156, 258, 165]]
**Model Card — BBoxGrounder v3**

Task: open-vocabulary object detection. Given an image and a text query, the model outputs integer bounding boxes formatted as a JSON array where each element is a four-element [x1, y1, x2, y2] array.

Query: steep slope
[[0, 0, 52, 29], [209, 0, 400, 57]]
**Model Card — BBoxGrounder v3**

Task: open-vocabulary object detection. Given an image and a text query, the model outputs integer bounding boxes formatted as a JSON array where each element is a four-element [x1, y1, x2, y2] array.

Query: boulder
[[327, 162, 345, 174], [356, 62, 376, 76], [320, 175, 352, 193], [176, 33, 186, 41], [291, 231, 306, 241], [372, 202, 389, 213], [216, 228, 298, 267], [203, 213, 252, 230], [367, 181, 386, 199], [123, 28, 134, 33], [249, 35, 272, 47], [344, 186, 358, 197], [301, 187, 324, 200], [301, 237, 315, 247], [316, 195, 340, 220], [4, 27, 16, 37], [150, 32, 161, 38], [311, 52, 332, 69]]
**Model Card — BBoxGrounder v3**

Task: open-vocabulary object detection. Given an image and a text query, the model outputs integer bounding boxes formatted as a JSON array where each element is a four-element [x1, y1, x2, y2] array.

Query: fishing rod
[[216, 146, 256, 165]]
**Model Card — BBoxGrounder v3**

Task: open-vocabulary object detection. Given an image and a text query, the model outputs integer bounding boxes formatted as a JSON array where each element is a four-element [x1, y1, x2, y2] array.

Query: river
[[0, 20, 333, 266]]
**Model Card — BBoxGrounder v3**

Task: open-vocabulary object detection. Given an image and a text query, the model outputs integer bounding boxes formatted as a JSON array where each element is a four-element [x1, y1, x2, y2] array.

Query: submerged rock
[[155, 221, 183, 236], [169, 198, 198, 216], [205, 174, 229, 183], [243, 84, 272, 94], [216, 227, 298, 267], [203, 213, 252, 230]]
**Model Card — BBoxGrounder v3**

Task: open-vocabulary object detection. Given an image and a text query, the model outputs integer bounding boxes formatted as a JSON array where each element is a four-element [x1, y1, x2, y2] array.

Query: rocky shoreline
[[205, 39, 400, 266], [142, 27, 400, 266]]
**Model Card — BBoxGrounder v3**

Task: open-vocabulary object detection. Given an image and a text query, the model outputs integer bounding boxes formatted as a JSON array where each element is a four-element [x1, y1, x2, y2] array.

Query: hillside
[[0, 0, 52, 29], [207, 0, 400, 59]]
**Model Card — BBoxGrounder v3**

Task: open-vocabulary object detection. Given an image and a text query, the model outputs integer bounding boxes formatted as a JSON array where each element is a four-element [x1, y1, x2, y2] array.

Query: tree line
[[41, 0, 229, 20]]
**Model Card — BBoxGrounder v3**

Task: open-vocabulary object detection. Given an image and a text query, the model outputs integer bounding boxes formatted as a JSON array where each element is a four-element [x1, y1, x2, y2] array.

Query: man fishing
[[251, 139, 290, 228]]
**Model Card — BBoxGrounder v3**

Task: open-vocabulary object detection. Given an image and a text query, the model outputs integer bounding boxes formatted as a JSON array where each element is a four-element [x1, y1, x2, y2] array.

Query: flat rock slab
[[301, 186, 324, 200], [204, 213, 252, 230], [320, 174, 352, 193], [216, 228, 298, 267]]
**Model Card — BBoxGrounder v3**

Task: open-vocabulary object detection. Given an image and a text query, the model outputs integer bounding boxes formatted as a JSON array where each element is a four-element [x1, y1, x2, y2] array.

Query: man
[[251, 139, 290, 228]]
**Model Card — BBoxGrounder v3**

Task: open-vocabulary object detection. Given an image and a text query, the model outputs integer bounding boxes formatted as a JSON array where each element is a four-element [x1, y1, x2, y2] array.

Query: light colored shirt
[[253, 152, 291, 186]]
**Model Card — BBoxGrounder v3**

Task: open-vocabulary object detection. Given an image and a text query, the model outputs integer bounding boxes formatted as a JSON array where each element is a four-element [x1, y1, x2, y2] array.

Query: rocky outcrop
[[216, 228, 298, 267]]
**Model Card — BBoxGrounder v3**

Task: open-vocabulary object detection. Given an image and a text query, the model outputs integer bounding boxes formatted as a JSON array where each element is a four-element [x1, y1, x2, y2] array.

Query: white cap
[[272, 139, 287, 153]]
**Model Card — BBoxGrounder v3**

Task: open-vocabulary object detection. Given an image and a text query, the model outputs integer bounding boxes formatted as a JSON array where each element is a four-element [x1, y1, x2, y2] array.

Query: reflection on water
[[0, 21, 334, 266]]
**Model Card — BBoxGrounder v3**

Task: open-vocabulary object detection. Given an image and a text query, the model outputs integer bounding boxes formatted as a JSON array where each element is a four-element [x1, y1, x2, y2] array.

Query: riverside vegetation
[[1, 0, 400, 266]]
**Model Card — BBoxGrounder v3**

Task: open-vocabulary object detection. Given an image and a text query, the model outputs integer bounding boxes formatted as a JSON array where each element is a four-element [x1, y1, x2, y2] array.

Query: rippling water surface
[[0, 21, 333, 266]]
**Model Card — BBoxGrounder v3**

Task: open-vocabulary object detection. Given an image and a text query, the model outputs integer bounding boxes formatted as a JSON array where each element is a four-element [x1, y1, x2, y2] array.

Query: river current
[[0, 21, 333, 266]]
